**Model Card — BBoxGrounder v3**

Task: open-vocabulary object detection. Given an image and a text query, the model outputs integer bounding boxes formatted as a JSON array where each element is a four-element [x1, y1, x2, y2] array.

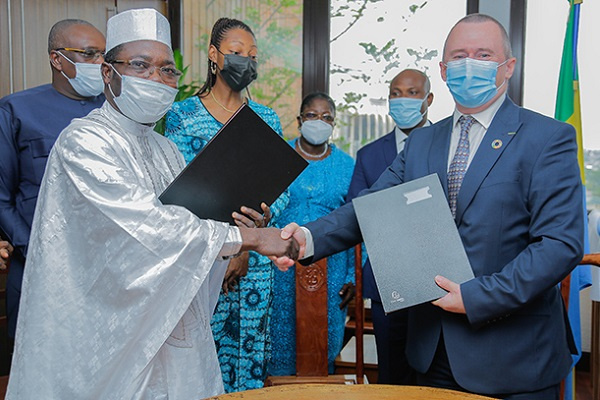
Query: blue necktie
[[448, 115, 475, 218]]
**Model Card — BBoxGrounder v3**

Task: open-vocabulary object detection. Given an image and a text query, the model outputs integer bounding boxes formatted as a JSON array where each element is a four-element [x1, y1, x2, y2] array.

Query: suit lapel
[[428, 117, 454, 196], [383, 130, 397, 167], [455, 98, 523, 225]]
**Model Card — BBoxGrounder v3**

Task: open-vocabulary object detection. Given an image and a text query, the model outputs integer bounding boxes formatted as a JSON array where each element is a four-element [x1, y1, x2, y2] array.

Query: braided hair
[[196, 17, 255, 97]]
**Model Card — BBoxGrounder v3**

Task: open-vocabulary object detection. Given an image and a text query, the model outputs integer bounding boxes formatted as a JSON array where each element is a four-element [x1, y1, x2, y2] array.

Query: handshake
[[238, 223, 306, 271]]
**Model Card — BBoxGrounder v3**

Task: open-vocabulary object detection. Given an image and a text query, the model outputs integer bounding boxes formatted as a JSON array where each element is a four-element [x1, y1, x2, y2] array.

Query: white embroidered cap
[[105, 8, 171, 54]]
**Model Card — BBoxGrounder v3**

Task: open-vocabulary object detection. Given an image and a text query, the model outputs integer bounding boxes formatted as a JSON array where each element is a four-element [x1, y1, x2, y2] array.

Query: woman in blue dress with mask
[[268, 92, 356, 376], [165, 18, 288, 393]]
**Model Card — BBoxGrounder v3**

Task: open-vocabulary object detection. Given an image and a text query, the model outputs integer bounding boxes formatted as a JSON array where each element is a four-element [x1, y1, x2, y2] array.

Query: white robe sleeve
[[7, 116, 231, 400]]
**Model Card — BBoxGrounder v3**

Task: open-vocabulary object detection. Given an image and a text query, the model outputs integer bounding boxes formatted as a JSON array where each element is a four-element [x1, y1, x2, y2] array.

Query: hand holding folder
[[352, 174, 474, 313]]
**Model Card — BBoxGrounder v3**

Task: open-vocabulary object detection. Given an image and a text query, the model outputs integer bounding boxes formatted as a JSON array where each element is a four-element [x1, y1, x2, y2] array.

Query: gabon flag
[[555, 1, 591, 399]]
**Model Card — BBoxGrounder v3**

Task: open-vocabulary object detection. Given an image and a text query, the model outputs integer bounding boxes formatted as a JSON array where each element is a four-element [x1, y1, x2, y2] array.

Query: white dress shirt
[[395, 120, 432, 154], [447, 94, 506, 170]]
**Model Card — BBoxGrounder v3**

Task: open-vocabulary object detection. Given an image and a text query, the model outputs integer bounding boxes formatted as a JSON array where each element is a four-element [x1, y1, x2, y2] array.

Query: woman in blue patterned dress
[[164, 18, 288, 393], [268, 92, 356, 376]]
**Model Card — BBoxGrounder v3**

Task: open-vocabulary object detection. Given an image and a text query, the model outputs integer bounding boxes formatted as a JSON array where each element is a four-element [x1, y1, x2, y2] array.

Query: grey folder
[[352, 173, 474, 313], [160, 104, 307, 224]]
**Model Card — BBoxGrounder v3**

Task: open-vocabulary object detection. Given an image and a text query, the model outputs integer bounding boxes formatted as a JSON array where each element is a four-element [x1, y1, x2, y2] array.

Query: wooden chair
[[334, 245, 374, 383], [264, 256, 360, 385]]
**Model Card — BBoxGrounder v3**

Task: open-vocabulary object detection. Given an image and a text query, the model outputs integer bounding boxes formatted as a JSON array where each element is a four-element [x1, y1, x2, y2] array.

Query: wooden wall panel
[[0, 0, 166, 98]]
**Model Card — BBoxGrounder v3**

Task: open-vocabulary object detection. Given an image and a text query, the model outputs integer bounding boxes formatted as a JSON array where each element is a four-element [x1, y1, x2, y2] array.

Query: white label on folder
[[403, 186, 432, 205]]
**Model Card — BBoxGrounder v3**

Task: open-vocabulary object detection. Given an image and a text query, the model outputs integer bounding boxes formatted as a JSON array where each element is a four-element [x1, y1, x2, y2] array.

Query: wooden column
[[302, 0, 330, 97]]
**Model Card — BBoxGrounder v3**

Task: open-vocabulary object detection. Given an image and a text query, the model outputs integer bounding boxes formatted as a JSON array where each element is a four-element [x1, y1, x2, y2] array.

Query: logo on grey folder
[[390, 290, 405, 303]]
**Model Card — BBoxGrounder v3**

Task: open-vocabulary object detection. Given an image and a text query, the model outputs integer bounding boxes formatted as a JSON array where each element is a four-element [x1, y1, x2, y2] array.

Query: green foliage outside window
[[155, 49, 201, 135]]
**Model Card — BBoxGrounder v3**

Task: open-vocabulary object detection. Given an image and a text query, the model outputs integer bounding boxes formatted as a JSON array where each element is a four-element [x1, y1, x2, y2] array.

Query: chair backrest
[[295, 258, 328, 376], [294, 245, 366, 381], [353, 244, 365, 384]]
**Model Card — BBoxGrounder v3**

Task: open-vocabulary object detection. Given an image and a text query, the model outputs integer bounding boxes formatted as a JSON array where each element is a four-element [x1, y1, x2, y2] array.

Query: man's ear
[[439, 61, 447, 82], [503, 57, 517, 81], [101, 62, 113, 84], [49, 51, 63, 71], [426, 92, 434, 107]]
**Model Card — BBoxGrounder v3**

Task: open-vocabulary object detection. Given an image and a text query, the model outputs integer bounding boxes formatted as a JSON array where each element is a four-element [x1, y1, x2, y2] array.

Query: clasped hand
[[0, 240, 13, 271], [233, 204, 300, 272], [270, 223, 306, 271], [237, 227, 299, 271]]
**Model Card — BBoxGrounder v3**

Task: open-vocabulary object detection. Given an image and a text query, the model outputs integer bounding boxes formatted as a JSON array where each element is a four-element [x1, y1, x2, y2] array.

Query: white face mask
[[58, 52, 104, 97], [108, 66, 178, 124], [300, 119, 334, 145]]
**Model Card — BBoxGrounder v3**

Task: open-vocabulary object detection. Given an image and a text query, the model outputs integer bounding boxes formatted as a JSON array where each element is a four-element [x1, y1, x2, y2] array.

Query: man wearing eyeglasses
[[6, 9, 298, 400], [0, 19, 105, 341]]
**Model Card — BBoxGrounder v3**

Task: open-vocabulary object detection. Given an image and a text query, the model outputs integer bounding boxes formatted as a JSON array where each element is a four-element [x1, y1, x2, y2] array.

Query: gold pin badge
[[492, 139, 503, 149]]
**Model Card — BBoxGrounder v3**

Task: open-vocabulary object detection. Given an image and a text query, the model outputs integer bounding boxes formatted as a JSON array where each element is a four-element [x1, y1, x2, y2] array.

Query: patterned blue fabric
[[447, 115, 474, 217], [165, 96, 289, 392], [268, 138, 355, 376]]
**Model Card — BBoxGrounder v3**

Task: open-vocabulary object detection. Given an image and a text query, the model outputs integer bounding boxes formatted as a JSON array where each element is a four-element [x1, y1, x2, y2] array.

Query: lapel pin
[[492, 139, 503, 149], [508, 131, 517, 135]]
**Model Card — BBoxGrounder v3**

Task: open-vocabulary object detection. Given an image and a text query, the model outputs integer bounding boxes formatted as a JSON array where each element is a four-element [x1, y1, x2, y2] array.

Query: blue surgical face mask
[[388, 95, 429, 130], [445, 58, 508, 108], [58, 51, 104, 97], [300, 119, 333, 145]]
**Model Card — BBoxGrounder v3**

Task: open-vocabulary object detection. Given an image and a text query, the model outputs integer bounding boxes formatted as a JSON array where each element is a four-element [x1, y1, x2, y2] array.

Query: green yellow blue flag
[[555, 1, 591, 399]]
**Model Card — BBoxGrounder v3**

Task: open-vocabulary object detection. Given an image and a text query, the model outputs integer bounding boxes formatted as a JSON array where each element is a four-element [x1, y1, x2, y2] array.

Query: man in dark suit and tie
[[347, 68, 433, 385], [274, 14, 583, 399]]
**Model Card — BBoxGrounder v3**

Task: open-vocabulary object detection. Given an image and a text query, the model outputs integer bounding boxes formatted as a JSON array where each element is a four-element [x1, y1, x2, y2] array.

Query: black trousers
[[371, 300, 415, 384], [416, 333, 560, 400]]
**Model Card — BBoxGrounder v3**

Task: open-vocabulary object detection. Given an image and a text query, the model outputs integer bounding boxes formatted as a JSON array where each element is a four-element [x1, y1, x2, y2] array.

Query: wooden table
[[203, 384, 497, 399]]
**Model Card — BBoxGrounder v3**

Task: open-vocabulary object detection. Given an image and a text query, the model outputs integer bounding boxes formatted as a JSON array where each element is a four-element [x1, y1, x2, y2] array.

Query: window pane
[[329, 0, 466, 156], [524, 0, 600, 208]]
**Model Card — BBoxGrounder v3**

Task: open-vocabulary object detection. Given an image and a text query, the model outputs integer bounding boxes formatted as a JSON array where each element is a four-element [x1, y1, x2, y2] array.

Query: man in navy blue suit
[[0, 19, 105, 339], [347, 68, 433, 385], [274, 14, 583, 399]]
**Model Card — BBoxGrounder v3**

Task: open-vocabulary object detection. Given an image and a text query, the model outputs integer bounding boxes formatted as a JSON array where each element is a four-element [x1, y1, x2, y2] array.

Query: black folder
[[352, 174, 474, 313], [160, 104, 308, 224]]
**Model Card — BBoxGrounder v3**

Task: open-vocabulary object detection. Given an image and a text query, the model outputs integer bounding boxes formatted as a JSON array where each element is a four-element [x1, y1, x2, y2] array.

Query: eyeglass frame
[[54, 47, 105, 61], [106, 59, 183, 83], [299, 111, 335, 123]]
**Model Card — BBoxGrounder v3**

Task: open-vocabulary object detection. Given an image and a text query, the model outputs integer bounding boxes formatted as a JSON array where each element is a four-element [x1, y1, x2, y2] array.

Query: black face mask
[[218, 51, 258, 92]]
